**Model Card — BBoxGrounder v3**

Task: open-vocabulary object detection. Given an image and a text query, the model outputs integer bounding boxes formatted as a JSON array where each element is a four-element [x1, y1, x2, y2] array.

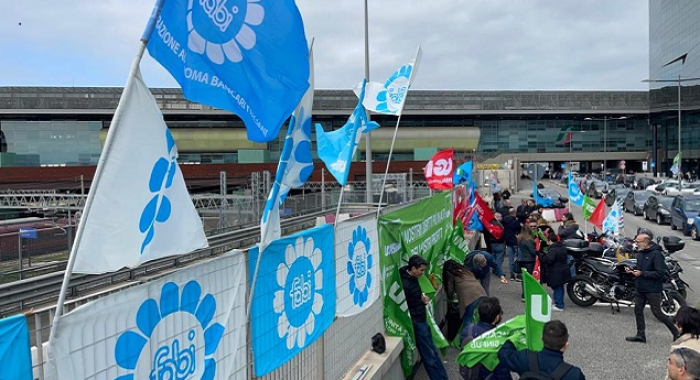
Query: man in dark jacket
[[503, 208, 521, 281], [516, 199, 531, 225], [557, 213, 581, 240], [625, 233, 680, 343], [483, 212, 506, 275], [464, 251, 508, 295], [498, 320, 586, 380], [460, 297, 511, 380], [400, 255, 448, 380]]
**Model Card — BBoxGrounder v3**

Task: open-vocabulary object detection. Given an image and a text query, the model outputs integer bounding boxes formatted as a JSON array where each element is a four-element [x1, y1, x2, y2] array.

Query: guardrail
[[0, 208, 330, 317]]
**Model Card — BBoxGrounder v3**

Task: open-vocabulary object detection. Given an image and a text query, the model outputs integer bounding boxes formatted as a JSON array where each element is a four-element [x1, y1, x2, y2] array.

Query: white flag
[[355, 47, 422, 116], [48, 251, 247, 380], [335, 216, 380, 317], [603, 199, 622, 235], [73, 68, 207, 273]]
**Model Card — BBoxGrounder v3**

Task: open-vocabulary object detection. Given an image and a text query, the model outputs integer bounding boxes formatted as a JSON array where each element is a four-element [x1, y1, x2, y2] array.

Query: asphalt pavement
[[414, 179, 699, 380]]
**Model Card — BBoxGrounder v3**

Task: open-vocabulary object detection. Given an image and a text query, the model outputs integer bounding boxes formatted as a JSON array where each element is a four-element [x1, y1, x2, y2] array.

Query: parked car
[[624, 174, 636, 188], [605, 184, 629, 207], [636, 177, 658, 190], [643, 195, 674, 224], [624, 190, 653, 216], [647, 180, 680, 194], [670, 194, 700, 235], [663, 182, 694, 196], [587, 180, 607, 199]]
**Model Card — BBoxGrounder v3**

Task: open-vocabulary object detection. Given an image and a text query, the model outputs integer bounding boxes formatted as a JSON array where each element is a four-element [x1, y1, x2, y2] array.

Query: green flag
[[447, 218, 469, 263], [456, 315, 528, 371], [671, 152, 682, 175], [523, 269, 552, 351], [582, 194, 596, 220]]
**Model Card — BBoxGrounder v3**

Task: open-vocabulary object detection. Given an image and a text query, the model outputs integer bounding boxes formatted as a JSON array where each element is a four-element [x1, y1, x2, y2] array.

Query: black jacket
[[498, 340, 586, 380], [540, 241, 572, 287], [400, 266, 426, 323], [516, 205, 531, 224], [484, 220, 505, 245], [503, 215, 521, 247], [634, 242, 668, 293], [558, 221, 580, 240], [518, 238, 537, 262]]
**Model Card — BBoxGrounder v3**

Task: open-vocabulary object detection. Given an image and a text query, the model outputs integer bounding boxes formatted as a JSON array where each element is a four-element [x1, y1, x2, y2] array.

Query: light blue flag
[[454, 161, 473, 185], [316, 79, 380, 185], [568, 172, 584, 207], [360, 47, 422, 116], [260, 47, 314, 249], [249, 224, 336, 377], [146, 0, 310, 142], [0, 314, 32, 380]]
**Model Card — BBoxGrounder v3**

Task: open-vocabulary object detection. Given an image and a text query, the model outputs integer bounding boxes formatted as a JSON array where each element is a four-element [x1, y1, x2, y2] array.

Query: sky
[[1, 0, 649, 91]]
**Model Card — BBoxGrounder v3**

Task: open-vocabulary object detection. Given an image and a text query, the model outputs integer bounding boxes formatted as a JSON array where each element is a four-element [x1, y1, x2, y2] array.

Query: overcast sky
[[1, 0, 649, 90]]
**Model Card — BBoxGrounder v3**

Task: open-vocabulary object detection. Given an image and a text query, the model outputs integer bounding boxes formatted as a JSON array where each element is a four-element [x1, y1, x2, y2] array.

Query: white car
[[663, 182, 695, 196], [647, 180, 679, 194]]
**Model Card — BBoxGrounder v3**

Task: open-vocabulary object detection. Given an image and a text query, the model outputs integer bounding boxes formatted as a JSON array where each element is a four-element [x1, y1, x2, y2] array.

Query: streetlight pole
[[364, 0, 373, 204], [584, 116, 626, 177]]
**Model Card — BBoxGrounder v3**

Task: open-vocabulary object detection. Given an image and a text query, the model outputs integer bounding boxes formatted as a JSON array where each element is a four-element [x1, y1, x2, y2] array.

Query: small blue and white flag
[[567, 171, 584, 207], [453, 161, 473, 186], [0, 315, 32, 380], [146, 0, 310, 142], [316, 79, 380, 185], [335, 217, 379, 317], [72, 67, 207, 274], [603, 200, 622, 235], [260, 46, 315, 250], [356, 47, 422, 116]]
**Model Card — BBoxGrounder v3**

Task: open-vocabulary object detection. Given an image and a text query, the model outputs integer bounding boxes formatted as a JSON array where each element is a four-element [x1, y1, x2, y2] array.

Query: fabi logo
[[114, 281, 224, 380], [346, 226, 373, 307]]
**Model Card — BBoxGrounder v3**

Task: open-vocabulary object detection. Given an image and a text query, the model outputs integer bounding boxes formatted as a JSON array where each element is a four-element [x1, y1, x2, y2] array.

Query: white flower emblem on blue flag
[[358, 47, 422, 116], [147, 0, 310, 142]]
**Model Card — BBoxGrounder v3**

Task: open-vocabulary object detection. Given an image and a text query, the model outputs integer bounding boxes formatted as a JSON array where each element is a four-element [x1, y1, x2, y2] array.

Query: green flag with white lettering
[[456, 315, 528, 370], [582, 194, 596, 221], [523, 269, 552, 351]]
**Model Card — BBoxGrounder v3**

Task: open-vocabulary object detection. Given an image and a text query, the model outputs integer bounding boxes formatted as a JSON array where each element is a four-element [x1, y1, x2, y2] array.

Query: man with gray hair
[[667, 347, 700, 380], [464, 250, 508, 295]]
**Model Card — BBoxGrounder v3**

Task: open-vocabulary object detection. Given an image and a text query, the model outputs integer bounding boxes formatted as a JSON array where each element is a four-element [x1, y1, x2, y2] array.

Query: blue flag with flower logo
[[0, 315, 32, 380], [568, 171, 584, 207], [146, 0, 310, 142], [249, 224, 336, 377], [359, 47, 422, 116]]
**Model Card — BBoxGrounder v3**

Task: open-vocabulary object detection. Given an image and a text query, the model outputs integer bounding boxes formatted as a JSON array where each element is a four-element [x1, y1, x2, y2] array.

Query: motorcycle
[[564, 239, 686, 317]]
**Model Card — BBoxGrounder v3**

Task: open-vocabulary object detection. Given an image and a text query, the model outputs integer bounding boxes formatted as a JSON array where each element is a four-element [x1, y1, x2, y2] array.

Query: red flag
[[424, 149, 454, 190], [473, 192, 504, 239], [532, 256, 542, 281], [588, 198, 606, 229]]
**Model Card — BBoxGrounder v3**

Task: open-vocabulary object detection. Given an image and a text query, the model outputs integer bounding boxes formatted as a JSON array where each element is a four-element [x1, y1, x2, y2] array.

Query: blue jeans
[[506, 245, 518, 277], [480, 272, 492, 295], [413, 321, 449, 380], [552, 285, 565, 309], [491, 243, 506, 274]]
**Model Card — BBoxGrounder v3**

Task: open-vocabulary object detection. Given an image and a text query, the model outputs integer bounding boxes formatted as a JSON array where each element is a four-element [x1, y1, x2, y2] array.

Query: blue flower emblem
[[346, 226, 373, 307], [375, 64, 412, 114], [114, 281, 225, 380], [139, 129, 178, 254], [568, 179, 583, 204]]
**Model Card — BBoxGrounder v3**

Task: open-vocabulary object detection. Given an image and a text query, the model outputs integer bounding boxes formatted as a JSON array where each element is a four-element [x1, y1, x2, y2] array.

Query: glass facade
[[649, 0, 700, 175]]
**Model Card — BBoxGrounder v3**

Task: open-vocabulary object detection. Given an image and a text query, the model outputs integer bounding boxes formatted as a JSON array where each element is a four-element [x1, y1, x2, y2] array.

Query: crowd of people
[[399, 188, 700, 380]]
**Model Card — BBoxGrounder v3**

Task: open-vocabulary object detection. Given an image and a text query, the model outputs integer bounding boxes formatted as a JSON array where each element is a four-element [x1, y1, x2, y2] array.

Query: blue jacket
[[467, 322, 511, 380], [465, 250, 504, 278], [497, 340, 586, 380]]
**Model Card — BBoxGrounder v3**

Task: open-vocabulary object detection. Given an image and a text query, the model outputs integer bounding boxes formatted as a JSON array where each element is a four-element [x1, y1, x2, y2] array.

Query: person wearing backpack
[[459, 297, 511, 380], [497, 320, 585, 380]]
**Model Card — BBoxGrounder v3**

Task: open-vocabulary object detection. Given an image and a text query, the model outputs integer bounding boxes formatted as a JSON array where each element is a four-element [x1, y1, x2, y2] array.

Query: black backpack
[[519, 351, 572, 380], [371, 332, 386, 354], [459, 325, 492, 380]]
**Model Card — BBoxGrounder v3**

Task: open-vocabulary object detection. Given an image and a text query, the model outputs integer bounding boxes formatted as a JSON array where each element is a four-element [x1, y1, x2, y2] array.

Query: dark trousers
[[633, 291, 679, 338], [413, 321, 449, 380]]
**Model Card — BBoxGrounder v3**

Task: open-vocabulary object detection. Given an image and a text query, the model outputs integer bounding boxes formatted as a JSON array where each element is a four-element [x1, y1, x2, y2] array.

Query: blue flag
[[0, 315, 32, 380], [249, 224, 336, 376], [147, 0, 310, 142], [316, 80, 380, 185], [454, 161, 473, 185], [568, 172, 584, 207]]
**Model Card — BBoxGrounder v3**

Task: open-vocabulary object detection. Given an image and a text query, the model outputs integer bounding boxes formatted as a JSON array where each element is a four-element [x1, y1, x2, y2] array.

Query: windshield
[[685, 199, 700, 212], [635, 191, 652, 200], [659, 198, 674, 208]]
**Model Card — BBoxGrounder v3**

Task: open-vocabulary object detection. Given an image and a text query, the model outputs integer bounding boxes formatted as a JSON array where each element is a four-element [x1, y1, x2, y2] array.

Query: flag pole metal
[[376, 114, 404, 218], [50, 0, 166, 339], [363, 0, 373, 204]]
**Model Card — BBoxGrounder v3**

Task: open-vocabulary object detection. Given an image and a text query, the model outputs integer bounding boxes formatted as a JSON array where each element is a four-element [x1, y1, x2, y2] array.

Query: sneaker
[[552, 306, 564, 312], [510, 274, 516, 281], [515, 276, 522, 282]]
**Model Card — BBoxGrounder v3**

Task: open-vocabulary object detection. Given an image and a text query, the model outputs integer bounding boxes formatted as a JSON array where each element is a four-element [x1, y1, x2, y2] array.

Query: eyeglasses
[[670, 347, 688, 369]]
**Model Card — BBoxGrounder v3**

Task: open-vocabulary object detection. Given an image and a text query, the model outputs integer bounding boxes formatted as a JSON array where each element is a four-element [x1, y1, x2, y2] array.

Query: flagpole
[[50, 0, 166, 338], [376, 114, 403, 218], [364, 0, 373, 204], [376, 46, 421, 218], [335, 186, 346, 225]]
